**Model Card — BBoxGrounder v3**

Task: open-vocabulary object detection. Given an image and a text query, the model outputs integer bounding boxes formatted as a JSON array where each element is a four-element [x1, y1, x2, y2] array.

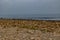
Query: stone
[[30, 37, 35, 40]]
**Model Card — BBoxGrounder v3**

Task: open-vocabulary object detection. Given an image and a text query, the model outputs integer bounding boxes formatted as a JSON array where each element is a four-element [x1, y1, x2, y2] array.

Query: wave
[[0, 16, 60, 20], [21, 17, 60, 20]]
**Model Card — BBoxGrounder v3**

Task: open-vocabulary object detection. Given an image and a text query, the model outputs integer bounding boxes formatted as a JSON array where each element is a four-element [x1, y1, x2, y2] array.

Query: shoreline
[[0, 18, 60, 22], [0, 18, 60, 21]]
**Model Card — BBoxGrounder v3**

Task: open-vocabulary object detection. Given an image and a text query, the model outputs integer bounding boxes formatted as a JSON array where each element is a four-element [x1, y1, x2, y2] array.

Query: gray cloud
[[0, 0, 60, 17]]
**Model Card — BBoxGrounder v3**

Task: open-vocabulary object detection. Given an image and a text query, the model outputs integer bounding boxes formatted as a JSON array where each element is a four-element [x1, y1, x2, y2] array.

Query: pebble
[[0, 35, 1, 38], [30, 37, 35, 40], [0, 26, 60, 40], [28, 30, 35, 34]]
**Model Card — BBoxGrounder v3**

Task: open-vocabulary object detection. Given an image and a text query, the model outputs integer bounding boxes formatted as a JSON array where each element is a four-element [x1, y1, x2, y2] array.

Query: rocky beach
[[0, 19, 60, 40]]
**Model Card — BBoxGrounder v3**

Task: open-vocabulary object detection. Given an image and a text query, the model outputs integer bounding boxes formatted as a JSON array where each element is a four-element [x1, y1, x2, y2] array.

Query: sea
[[0, 14, 60, 20]]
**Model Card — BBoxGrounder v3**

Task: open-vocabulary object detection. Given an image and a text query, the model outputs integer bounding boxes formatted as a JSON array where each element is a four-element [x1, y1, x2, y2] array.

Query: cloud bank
[[0, 0, 60, 17]]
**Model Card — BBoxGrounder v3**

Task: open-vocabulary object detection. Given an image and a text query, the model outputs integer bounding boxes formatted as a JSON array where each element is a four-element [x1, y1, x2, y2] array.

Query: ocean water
[[0, 14, 60, 20]]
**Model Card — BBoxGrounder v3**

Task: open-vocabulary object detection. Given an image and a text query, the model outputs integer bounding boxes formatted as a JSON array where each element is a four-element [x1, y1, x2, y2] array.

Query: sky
[[0, 0, 60, 18]]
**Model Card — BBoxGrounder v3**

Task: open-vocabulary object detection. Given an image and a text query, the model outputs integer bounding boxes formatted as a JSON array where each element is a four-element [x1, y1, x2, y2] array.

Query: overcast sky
[[0, 0, 60, 17]]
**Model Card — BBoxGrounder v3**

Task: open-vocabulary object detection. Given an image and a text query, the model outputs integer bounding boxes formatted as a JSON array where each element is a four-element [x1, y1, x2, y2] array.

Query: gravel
[[0, 26, 60, 40]]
